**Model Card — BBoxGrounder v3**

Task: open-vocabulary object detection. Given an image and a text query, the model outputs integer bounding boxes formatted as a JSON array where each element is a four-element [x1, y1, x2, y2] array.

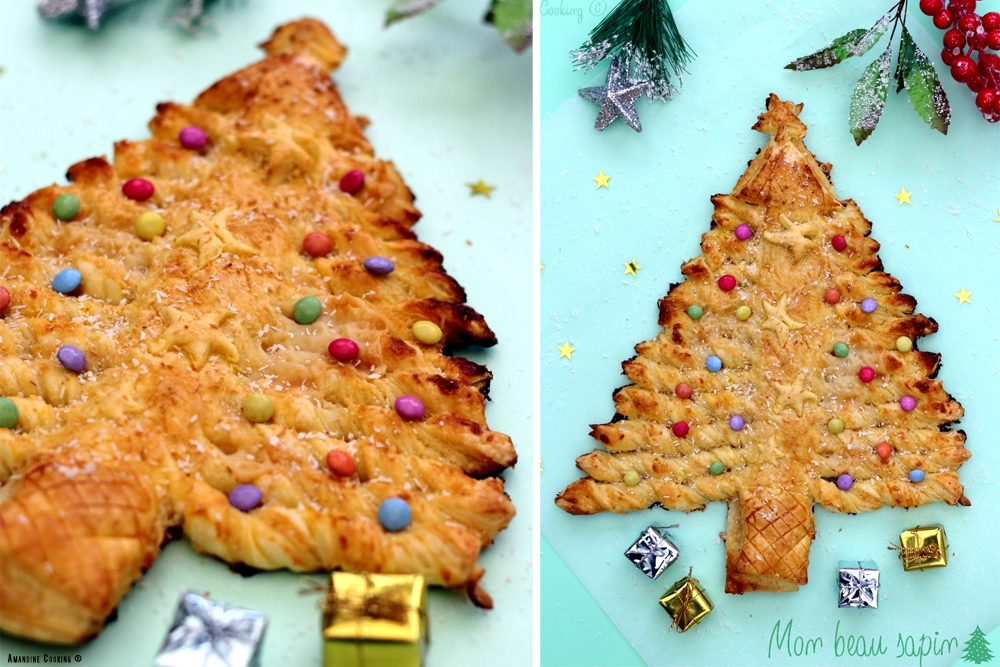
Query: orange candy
[[876, 442, 892, 460], [326, 450, 356, 477]]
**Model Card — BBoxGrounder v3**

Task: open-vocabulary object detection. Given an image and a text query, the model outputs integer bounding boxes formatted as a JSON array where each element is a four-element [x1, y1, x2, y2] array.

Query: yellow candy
[[896, 336, 913, 353], [735, 306, 752, 320], [623, 470, 640, 486], [136, 212, 166, 240], [412, 320, 442, 345], [243, 393, 274, 423]]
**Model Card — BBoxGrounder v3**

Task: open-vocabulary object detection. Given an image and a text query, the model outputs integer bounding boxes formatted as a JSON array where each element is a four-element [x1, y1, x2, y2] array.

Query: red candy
[[303, 232, 332, 257], [876, 442, 892, 460], [718, 275, 737, 292], [672, 421, 689, 438], [831, 235, 847, 252], [858, 366, 875, 383], [339, 170, 365, 195], [122, 178, 154, 201], [0, 286, 9, 311], [328, 338, 360, 362], [824, 289, 841, 304], [675, 383, 693, 399], [326, 450, 356, 477]]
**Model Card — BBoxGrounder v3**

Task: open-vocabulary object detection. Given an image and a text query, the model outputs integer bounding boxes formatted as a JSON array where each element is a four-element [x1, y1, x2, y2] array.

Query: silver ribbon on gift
[[154, 592, 268, 667]]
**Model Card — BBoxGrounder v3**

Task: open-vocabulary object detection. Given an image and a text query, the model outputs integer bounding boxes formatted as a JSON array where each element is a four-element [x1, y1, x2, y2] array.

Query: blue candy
[[706, 355, 722, 372], [378, 497, 411, 532], [57, 345, 87, 373], [908, 469, 925, 483], [860, 298, 878, 313], [52, 268, 82, 294]]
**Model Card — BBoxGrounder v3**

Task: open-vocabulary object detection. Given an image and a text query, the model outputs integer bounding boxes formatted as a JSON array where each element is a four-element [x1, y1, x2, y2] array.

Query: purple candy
[[395, 395, 425, 421], [729, 415, 745, 431], [228, 484, 263, 511], [56, 345, 87, 372], [900, 395, 916, 412], [179, 126, 207, 149], [735, 224, 753, 241], [363, 256, 395, 275], [836, 473, 854, 491], [861, 298, 877, 313]]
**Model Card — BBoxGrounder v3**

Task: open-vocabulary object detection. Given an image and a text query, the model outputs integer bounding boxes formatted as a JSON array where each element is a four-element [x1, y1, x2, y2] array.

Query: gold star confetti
[[540, 263, 546, 271], [894, 187, 913, 205], [593, 170, 611, 189], [954, 287, 972, 305], [623, 258, 642, 277], [994, 209, 1000, 222], [467, 180, 496, 197], [540, 458, 544, 472], [557, 341, 576, 359]]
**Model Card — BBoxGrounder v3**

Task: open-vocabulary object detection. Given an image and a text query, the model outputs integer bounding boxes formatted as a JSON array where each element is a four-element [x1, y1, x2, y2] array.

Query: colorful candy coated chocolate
[[326, 450, 356, 477], [339, 169, 365, 194], [876, 442, 892, 459], [0, 397, 18, 429], [831, 235, 847, 252], [395, 395, 425, 421], [623, 470, 641, 486], [824, 289, 841, 304], [672, 421, 689, 437], [228, 484, 263, 511], [363, 256, 395, 275], [909, 469, 925, 483], [52, 194, 80, 221], [122, 178, 154, 201], [243, 393, 274, 423], [706, 355, 722, 372], [709, 461, 724, 475], [52, 268, 81, 294], [836, 474, 853, 490], [735, 306, 752, 320], [687, 305, 703, 320], [729, 415, 745, 431], [896, 336, 913, 353], [293, 296, 322, 325], [833, 343, 849, 358], [412, 320, 443, 345], [734, 224, 753, 240], [135, 212, 166, 240], [828, 418, 845, 434], [674, 383, 692, 399], [858, 367, 875, 383], [900, 395, 916, 412], [378, 497, 411, 532], [717, 274, 736, 291], [328, 338, 360, 362], [57, 345, 87, 372], [302, 232, 332, 257], [860, 298, 877, 313], [178, 126, 208, 149], [0, 286, 9, 311]]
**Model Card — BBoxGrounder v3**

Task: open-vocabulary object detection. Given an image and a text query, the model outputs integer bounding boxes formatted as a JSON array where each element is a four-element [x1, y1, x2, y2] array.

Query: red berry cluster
[[920, 0, 1000, 121]]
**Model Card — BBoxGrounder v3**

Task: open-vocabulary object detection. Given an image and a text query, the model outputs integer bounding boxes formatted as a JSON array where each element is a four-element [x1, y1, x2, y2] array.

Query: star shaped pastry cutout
[[593, 170, 611, 189], [557, 342, 576, 360], [893, 187, 913, 205], [762, 215, 819, 262], [468, 180, 496, 197], [150, 307, 240, 369], [771, 376, 818, 417], [176, 208, 257, 268], [623, 258, 642, 277], [954, 287, 972, 305], [761, 295, 806, 347], [578, 56, 651, 132], [237, 115, 322, 185]]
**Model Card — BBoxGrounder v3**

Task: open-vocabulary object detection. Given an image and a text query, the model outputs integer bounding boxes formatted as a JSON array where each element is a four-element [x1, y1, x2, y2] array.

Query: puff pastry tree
[[557, 94, 969, 593]]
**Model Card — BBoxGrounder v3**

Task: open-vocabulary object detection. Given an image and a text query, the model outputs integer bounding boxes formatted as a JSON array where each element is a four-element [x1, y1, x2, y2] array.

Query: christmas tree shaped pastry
[[0, 19, 515, 644], [556, 94, 969, 594]]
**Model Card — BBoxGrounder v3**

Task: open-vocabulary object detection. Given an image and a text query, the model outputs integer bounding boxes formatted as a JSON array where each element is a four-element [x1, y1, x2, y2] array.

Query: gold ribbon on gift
[[888, 541, 939, 566], [669, 568, 695, 632]]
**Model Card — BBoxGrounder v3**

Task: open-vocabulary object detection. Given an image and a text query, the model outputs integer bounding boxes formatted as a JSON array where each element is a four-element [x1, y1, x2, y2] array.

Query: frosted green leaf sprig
[[786, 0, 951, 145], [570, 0, 695, 103], [386, 0, 532, 52]]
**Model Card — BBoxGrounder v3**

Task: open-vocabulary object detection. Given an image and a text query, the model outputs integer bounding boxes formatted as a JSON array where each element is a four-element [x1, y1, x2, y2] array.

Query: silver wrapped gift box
[[154, 592, 268, 667]]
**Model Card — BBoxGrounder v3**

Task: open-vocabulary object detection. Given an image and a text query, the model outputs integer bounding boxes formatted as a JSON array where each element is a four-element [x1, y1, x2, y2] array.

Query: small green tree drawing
[[963, 626, 995, 664]]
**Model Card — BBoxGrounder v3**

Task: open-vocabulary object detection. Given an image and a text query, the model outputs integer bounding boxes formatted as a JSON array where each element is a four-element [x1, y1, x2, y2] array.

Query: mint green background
[[0, 1, 532, 665], [540, 0, 1000, 665]]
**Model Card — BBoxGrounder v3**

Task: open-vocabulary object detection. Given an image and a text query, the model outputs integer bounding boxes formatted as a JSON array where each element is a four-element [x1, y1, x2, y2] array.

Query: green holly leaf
[[785, 28, 867, 71], [386, 0, 445, 27], [898, 28, 951, 135], [851, 7, 895, 57], [849, 44, 892, 145], [485, 0, 532, 52]]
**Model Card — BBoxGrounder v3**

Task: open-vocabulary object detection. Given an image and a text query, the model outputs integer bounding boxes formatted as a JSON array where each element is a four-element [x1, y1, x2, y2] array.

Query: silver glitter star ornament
[[625, 526, 679, 579], [38, 0, 136, 30], [837, 561, 880, 609], [578, 56, 651, 132]]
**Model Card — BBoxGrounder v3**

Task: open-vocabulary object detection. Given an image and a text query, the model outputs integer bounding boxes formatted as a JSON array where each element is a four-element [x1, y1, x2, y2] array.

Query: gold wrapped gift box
[[895, 526, 948, 572], [658, 575, 712, 633], [322, 572, 428, 667]]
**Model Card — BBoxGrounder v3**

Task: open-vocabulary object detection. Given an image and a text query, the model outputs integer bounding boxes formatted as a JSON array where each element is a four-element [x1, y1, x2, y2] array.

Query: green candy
[[687, 305, 703, 320], [0, 398, 18, 429], [52, 194, 80, 221], [828, 418, 845, 434], [293, 296, 322, 325], [623, 470, 641, 486], [833, 342, 849, 358], [243, 393, 274, 423], [709, 461, 724, 475]]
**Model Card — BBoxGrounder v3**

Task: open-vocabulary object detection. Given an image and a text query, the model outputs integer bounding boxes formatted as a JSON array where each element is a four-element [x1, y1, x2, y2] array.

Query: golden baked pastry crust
[[0, 19, 515, 644], [556, 94, 969, 594]]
